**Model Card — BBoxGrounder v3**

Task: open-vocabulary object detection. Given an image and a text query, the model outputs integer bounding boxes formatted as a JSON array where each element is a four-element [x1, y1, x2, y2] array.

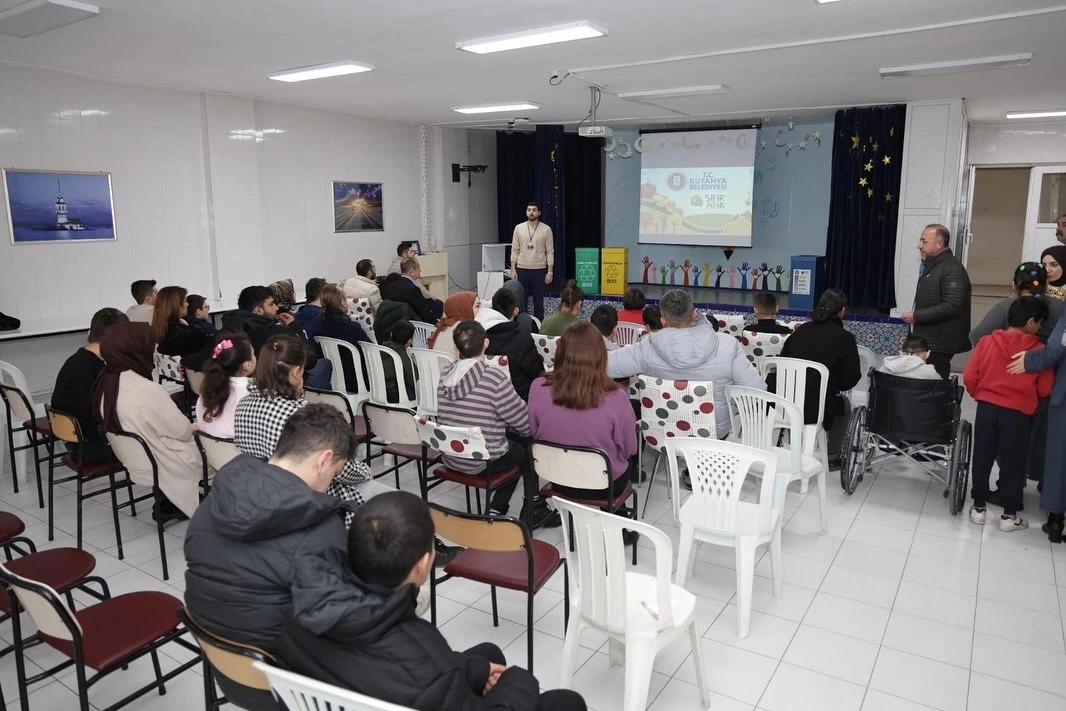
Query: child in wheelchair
[[878, 335, 941, 380]]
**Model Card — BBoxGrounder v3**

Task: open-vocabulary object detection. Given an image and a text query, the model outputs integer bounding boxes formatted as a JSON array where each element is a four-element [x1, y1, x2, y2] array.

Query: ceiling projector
[[578, 125, 613, 138]]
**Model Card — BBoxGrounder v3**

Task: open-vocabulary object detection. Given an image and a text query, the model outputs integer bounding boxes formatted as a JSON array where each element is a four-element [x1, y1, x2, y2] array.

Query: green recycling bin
[[575, 247, 600, 293]]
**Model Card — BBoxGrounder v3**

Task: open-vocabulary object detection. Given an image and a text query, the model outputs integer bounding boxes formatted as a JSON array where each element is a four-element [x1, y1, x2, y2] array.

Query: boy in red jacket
[[963, 297, 1054, 531]]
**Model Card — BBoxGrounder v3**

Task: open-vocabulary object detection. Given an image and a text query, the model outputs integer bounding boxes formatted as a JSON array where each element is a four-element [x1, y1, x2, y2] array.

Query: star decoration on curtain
[[859, 177, 869, 187], [864, 160, 874, 172], [812, 131, 822, 144], [867, 188, 874, 198], [882, 155, 892, 166], [851, 134, 861, 150], [884, 192, 893, 202], [871, 142, 879, 152]]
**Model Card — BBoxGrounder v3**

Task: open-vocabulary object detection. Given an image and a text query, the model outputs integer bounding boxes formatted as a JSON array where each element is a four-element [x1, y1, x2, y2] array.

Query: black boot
[[1042, 513, 1064, 543]]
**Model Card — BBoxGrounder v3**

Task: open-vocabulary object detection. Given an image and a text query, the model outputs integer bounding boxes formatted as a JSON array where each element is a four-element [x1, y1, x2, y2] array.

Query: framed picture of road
[[332, 181, 383, 232], [4, 169, 117, 244]]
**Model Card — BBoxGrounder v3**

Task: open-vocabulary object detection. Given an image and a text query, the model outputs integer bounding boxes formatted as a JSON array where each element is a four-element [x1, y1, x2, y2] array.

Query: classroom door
[[966, 167, 1030, 299], [1022, 166, 1066, 262]]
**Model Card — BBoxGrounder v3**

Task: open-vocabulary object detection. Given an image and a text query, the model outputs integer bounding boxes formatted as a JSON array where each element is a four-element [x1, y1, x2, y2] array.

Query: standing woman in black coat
[[779, 289, 862, 462]]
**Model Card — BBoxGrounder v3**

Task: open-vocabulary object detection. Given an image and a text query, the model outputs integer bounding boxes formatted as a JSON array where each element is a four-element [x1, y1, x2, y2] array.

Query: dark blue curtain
[[496, 131, 535, 251], [562, 133, 605, 276], [825, 105, 906, 311], [534, 125, 566, 285]]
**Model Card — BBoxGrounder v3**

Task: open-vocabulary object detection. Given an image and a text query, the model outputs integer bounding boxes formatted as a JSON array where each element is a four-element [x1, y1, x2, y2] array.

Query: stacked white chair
[[408, 348, 456, 416]]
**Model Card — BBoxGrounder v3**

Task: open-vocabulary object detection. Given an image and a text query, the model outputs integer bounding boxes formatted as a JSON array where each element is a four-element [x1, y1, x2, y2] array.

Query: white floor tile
[[779, 530, 844, 563], [902, 554, 979, 596], [855, 502, 921, 532], [673, 639, 776, 705], [705, 604, 799, 659], [648, 677, 752, 711], [970, 632, 1066, 698], [567, 650, 669, 711], [861, 689, 939, 710], [977, 569, 1061, 616], [880, 610, 973, 668], [754, 550, 829, 590], [844, 520, 915, 553], [869, 647, 969, 711], [980, 546, 1057, 586], [438, 607, 525, 655], [819, 565, 900, 609], [892, 581, 977, 629], [974, 599, 1065, 653], [908, 531, 980, 568], [833, 541, 908, 579], [802, 592, 891, 644], [782, 624, 879, 685], [967, 672, 1066, 711], [759, 662, 865, 711]]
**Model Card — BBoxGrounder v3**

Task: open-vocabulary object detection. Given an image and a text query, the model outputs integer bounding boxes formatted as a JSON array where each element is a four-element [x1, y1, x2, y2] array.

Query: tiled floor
[[3, 406, 1066, 710]]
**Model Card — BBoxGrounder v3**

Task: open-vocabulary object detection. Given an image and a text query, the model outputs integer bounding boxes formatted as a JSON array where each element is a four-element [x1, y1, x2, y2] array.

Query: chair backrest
[[725, 385, 805, 510], [104, 429, 158, 481], [408, 348, 456, 416], [155, 353, 186, 383], [414, 417, 490, 462], [0, 561, 81, 642], [0, 360, 36, 423], [612, 322, 644, 346], [717, 314, 745, 336], [530, 315, 541, 331], [409, 321, 434, 350], [761, 356, 830, 430], [304, 387, 356, 423], [853, 345, 877, 395], [253, 661, 415, 711], [194, 431, 242, 472], [530, 440, 612, 491], [315, 336, 371, 404], [664, 437, 779, 533], [484, 355, 511, 379], [738, 331, 789, 368], [348, 299, 377, 344], [360, 343, 416, 408], [45, 405, 84, 445], [362, 402, 419, 446], [530, 335, 558, 372], [177, 607, 273, 692], [428, 503, 528, 553], [789, 320, 808, 331], [186, 369, 206, 396], [633, 375, 717, 452], [553, 498, 676, 636]]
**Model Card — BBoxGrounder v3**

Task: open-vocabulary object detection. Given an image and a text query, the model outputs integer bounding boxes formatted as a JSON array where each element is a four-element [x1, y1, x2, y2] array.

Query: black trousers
[[465, 643, 587, 710], [517, 267, 548, 320], [971, 401, 1031, 514], [926, 351, 954, 380], [487, 438, 531, 514]]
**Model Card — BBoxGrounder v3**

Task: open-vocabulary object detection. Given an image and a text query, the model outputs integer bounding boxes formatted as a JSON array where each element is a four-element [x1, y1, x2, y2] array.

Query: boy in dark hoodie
[[963, 297, 1054, 532], [280, 491, 586, 711]]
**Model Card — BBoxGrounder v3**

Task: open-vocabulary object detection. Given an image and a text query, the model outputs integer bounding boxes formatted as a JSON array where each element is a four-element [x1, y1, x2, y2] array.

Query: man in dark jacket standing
[[380, 258, 443, 323], [281, 491, 585, 711], [184, 404, 359, 655], [476, 287, 544, 400], [902, 224, 972, 379]]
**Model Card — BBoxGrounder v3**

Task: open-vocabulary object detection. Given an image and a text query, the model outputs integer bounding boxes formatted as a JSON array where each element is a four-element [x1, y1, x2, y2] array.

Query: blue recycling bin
[[789, 255, 826, 312]]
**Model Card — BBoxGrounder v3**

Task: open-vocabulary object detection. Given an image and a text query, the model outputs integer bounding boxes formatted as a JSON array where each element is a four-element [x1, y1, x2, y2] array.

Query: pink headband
[[211, 339, 233, 359]]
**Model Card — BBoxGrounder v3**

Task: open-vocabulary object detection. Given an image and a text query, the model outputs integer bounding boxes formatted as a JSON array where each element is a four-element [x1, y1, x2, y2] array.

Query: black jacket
[[380, 273, 438, 324], [281, 584, 542, 711], [485, 320, 543, 401], [158, 321, 210, 358], [777, 318, 861, 426], [316, 309, 371, 392], [221, 309, 318, 370], [374, 299, 416, 343], [743, 319, 793, 335], [183, 453, 359, 654], [912, 249, 973, 354]]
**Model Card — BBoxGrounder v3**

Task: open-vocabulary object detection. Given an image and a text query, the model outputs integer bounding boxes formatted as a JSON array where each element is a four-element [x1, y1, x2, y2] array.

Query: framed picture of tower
[[2, 169, 117, 244]]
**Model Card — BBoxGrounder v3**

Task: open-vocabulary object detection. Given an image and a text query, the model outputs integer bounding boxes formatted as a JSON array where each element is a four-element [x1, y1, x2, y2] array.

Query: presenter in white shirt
[[509, 202, 554, 320]]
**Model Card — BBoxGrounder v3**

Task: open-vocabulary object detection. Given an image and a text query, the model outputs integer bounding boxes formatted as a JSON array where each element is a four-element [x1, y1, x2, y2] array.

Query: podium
[[418, 252, 449, 302]]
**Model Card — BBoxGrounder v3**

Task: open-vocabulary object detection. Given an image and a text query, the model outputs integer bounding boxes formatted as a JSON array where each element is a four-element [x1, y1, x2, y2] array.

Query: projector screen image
[[638, 128, 757, 247]]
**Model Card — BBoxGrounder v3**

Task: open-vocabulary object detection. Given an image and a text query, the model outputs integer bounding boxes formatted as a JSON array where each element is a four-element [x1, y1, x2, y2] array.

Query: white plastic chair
[[315, 336, 372, 413], [760, 357, 831, 490], [253, 660, 415, 710], [348, 298, 377, 343], [410, 321, 434, 350], [408, 348, 456, 417], [740, 331, 788, 370], [154, 353, 186, 385], [0, 359, 48, 495], [484, 355, 512, 379], [554, 498, 710, 711], [360, 343, 417, 408], [845, 345, 877, 408], [716, 314, 745, 336], [612, 322, 645, 346], [665, 438, 781, 638], [726, 385, 828, 535], [530, 315, 542, 331], [530, 335, 559, 372]]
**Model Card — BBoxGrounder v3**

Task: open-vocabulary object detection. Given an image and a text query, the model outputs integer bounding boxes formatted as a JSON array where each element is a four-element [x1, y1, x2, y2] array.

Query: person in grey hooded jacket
[[184, 404, 360, 655], [607, 289, 766, 438]]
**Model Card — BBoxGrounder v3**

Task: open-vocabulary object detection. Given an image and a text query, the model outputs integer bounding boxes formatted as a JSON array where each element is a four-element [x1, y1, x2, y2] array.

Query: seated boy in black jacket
[[281, 491, 586, 711]]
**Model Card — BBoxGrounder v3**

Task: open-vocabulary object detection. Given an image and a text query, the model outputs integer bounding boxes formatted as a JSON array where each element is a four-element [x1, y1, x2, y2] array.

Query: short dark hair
[[273, 403, 356, 463], [901, 334, 929, 354], [590, 304, 618, 337], [305, 277, 327, 303], [87, 308, 129, 343], [658, 289, 693, 326], [396, 241, 414, 256], [238, 286, 273, 312], [356, 259, 374, 277], [400, 257, 419, 275], [130, 280, 156, 304], [642, 306, 662, 331], [1008, 296, 1049, 328], [186, 294, 207, 314], [253, 334, 307, 398], [347, 491, 435, 590], [622, 287, 645, 311], [925, 223, 951, 246], [526, 201, 539, 210], [753, 291, 777, 314], [491, 287, 518, 318], [390, 320, 414, 344], [453, 320, 486, 358]]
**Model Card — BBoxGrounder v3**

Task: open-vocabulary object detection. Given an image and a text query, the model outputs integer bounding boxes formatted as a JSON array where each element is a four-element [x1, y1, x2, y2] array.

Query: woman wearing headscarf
[[93, 321, 201, 520], [1040, 245, 1066, 297], [428, 291, 478, 358]]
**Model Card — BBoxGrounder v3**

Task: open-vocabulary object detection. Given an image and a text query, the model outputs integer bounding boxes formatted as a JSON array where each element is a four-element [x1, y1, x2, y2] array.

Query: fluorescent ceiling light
[[813, 0, 846, 4], [617, 84, 729, 100], [453, 102, 540, 115], [1006, 110, 1066, 119], [457, 20, 607, 54], [268, 60, 374, 82], [879, 52, 1031, 78]]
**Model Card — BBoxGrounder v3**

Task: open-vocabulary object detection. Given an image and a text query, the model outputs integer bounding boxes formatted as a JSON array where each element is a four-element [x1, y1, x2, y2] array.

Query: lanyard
[[527, 222, 537, 249]]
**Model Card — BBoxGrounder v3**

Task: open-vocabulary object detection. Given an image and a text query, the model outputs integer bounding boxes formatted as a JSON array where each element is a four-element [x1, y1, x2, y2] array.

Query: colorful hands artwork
[[667, 260, 680, 285], [691, 264, 703, 286], [714, 265, 724, 288], [637, 254, 788, 292], [739, 261, 751, 290], [750, 267, 762, 289], [641, 256, 655, 283], [658, 265, 668, 284], [759, 263, 770, 290], [727, 265, 738, 289], [772, 265, 787, 291], [702, 262, 712, 287], [681, 259, 692, 286]]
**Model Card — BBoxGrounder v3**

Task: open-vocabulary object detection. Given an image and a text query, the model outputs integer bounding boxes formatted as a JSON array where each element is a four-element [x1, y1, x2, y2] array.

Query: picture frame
[[3, 169, 117, 244], [332, 180, 384, 233]]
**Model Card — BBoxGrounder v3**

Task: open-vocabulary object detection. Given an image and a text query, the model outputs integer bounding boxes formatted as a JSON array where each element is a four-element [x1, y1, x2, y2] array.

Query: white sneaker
[[998, 515, 1028, 533], [969, 507, 986, 525]]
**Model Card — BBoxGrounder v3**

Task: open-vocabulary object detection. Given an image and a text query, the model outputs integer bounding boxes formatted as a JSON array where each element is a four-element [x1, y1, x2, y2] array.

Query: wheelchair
[[839, 369, 973, 515]]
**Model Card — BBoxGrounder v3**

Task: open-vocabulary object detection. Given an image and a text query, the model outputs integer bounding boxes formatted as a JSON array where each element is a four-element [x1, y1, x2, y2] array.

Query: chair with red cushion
[[428, 503, 568, 675], [0, 512, 34, 560], [413, 417, 521, 514], [362, 402, 439, 488], [531, 440, 640, 565], [0, 375, 52, 509], [0, 561, 199, 711], [45, 406, 136, 559], [304, 387, 370, 449]]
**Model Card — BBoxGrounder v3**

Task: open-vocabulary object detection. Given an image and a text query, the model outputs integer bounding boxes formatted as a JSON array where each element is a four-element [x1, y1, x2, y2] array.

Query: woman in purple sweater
[[528, 321, 639, 535]]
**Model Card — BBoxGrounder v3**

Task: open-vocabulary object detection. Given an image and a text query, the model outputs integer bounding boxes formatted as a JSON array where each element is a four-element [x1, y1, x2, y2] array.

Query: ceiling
[[0, 0, 1064, 128]]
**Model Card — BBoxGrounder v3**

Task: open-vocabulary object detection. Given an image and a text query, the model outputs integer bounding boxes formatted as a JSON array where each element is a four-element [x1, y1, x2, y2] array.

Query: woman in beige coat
[[93, 321, 201, 520]]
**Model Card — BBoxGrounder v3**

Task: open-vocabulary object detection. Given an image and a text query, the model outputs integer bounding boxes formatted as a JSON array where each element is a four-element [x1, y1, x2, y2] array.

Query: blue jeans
[[517, 267, 548, 319]]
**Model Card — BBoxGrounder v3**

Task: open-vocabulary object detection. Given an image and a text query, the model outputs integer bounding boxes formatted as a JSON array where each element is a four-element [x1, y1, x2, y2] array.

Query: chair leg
[[688, 621, 711, 709], [490, 585, 498, 626], [562, 562, 570, 633], [75, 660, 91, 711], [621, 636, 656, 711], [674, 524, 695, 586], [76, 473, 84, 550], [47, 455, 56, 542], [816, 470, 828, 535], [155, 489, 169, 581], [607, 638, 625, 667], [125, 471, 137, 517], [9, 596, 30, 711], [31, 436, 46, 509], [770, 528, 783, 599], [735, 539, 756, 639], [429, 570, 437, 626], [149, 648, 167, 695], [6, 425, 18, 494], [107, 469, 124, 560], [202, 658, 217, 708], [558, 620, 583, 689], [526, 587, 534, 675]]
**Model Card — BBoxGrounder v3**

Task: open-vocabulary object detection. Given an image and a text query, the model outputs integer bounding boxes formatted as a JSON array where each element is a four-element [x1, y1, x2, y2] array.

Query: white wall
[[969, 121, 1066, 166]]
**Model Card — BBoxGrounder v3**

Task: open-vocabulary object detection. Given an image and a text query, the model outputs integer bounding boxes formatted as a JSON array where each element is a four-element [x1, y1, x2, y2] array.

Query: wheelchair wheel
[[840, 406, 867, 495], [947, 420, 973, 515]]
